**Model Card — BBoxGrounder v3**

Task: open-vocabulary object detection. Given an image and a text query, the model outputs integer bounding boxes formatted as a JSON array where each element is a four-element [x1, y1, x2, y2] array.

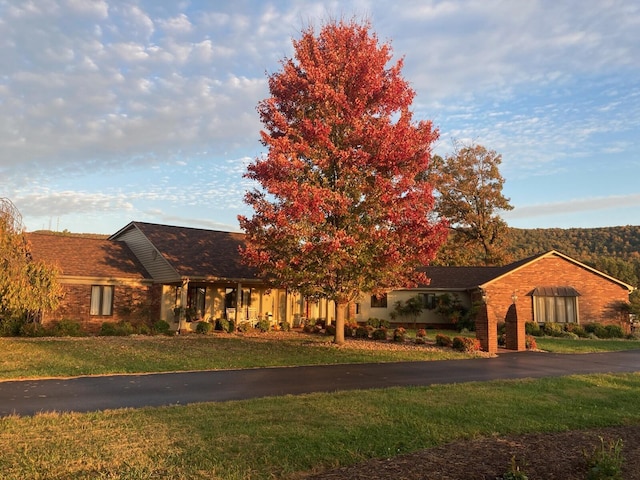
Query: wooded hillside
[[507, 225, 640, 288]]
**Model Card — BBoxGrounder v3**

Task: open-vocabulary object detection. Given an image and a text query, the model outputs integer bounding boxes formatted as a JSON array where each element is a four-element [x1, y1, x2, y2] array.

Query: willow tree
[[0, 198, 61, 325], [239, 20, 446, 344]]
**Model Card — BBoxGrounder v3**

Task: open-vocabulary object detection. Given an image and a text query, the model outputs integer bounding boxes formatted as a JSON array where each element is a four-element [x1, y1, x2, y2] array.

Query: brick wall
[[484, 255, 630, 327], [43, 281, 157, 334]]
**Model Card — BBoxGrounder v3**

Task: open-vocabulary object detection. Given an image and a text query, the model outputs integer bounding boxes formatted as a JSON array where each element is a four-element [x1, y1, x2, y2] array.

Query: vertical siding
[[115, 227, 181, 283]]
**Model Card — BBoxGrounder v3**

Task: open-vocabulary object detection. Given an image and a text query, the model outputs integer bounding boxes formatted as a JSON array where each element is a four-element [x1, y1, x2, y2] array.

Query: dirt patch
[[303, 425, 639, 479]]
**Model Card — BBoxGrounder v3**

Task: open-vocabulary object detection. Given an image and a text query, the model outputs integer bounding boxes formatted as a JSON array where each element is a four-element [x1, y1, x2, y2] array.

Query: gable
[[480, 250, 635, 293]]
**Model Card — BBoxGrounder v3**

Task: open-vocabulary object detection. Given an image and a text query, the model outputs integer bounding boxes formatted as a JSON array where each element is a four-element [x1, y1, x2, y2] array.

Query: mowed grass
[[0, 332, 472, 380], [1, 373, 639, 479], [534, 336, 640, 353]]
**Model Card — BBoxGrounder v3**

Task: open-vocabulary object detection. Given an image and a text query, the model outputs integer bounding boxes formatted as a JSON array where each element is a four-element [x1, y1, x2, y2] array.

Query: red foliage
[[239, 19, 446, 341]]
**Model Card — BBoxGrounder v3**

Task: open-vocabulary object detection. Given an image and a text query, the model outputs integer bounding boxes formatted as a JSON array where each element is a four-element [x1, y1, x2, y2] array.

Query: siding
[[114, 226, 181, 283]]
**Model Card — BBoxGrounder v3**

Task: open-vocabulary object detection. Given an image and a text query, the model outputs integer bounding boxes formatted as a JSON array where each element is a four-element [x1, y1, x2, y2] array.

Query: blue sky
[[1, 0, 639, 234]]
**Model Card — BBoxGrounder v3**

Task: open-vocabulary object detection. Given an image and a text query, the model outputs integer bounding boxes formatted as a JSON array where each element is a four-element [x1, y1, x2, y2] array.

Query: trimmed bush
[[280, 321, 291, 332], [19, 321, 49, 337], [236, 321, 252, 333], [257, 319, 270, 332], [100, 321, 134, 336], [371, 328, 387, 341], [195, 321, 212, 334], [605, 324, 625, 339], [325, 324, 336, 336], [355, 325, 369, 338], [152, 319, 171, 335], [393, 327, 406, 342], [344, 323, 357, 337], [525, 322, 542, 336], [50, 318, 83, 337], [435, 333, 452, 347], [215, 318, 230, 332], [543, 322, 563, 337], [452, 336, 481, 353], [565, 323, 587, 338]]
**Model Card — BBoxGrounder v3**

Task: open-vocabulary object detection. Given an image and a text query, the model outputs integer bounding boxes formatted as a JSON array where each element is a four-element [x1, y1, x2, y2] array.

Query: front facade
[[355, 251, 635, 330], [28, 222, 634, 333]]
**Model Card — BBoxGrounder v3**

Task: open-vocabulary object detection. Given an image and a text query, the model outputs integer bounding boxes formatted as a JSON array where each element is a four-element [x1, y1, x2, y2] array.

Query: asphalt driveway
[[1, 349, 640, 417]]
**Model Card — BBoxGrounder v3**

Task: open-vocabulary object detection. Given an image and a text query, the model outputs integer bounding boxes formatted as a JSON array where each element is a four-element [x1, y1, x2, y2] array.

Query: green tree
[[239, 20, 447, 344], [0, 199, 61, 326], [429, 143, 513, 266]]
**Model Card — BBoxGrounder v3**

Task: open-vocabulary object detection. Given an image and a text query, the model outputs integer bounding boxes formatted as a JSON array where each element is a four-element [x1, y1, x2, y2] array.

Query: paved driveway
[[1, 349, 640, 417]]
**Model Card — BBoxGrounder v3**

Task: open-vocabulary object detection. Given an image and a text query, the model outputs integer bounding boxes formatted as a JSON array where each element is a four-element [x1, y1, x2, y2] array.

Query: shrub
[[435, 333, 452, 347], [19, 321, 49, 337], [543, 322, 563, 337], [565, 323, 587, 338], [584, 323, 608, 339], [393, 327, 406, 342], [525, 322, 542, 336], [325, 324, 336, 335], [152, 319, 171, 335], [257, 319, 270, 332], [525, 335, 537, 350], [416, 328, 427, 339], [195, 321, 212, 334], [355, 325, 369, 338], [99, 322, 118, 336], [371, 327, 387, 341], [236, 321, 252, 333], [100, 321, 134, 336], [452, 336, 481, 353], [367, 317, 381, 328], [605, 324, 625, 339], [280, 321, 291, 332], [344, 323, 357, 337], [215, 318, 230, 332], [50, 318, 83, 337], [0, 316, 24, 336], [560, 331, 579, 340]]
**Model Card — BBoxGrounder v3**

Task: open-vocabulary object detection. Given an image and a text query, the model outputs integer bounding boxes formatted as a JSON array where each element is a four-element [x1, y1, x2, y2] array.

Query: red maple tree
[[239, 20, 446, 344]]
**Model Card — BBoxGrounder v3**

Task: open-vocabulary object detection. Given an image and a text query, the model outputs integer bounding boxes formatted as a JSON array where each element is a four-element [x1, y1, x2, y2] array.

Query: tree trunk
[[333, 301, 346, 345]]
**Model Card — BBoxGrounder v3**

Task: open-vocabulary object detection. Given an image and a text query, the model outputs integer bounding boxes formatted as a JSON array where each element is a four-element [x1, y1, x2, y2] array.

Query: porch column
[[475, 302, 497, 354], [179, 278, 189, 333], [505, 303, 526, 351], [235, 282, 242, 324]]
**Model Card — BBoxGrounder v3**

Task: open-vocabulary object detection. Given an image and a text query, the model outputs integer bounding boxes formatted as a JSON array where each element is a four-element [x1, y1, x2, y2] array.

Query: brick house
[[356, 250, 635, 331], [28, 223, 634, 335]]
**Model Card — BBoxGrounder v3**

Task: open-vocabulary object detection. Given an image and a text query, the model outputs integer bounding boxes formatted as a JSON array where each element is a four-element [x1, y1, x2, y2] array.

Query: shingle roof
[[421, 266, 506, 289], [127, 222, 258, 280], [27, 232, 150, 279]]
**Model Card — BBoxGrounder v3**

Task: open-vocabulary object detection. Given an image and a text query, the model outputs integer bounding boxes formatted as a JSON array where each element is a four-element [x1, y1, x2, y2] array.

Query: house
[[356, 250, 635, 330], [28, 222, 333, 333], [28, 222, 635, 336]]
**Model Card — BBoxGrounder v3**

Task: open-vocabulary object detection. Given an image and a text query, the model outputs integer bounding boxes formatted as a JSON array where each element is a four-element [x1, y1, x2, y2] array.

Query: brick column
[[505, 303, 526, 351], [475, 303, 497, 353]]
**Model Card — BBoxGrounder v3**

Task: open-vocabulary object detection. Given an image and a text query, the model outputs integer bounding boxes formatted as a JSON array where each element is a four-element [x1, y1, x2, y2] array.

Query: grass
[[0, 332, 472, 380], [1, 373, 639, 479], [534, 336, 640, 353]]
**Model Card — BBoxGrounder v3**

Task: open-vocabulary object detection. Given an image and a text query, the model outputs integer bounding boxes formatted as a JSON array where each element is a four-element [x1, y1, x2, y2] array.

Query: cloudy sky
[[1, 0, 639, 234]]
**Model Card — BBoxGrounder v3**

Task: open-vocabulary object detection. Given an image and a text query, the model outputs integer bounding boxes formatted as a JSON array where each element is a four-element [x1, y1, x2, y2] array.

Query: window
[[422, 293, 437, 310], [187, 285, 206, 320], [371, 294, 387, 308], [90, 285, 113, 316], [532, 287, 579, 324]]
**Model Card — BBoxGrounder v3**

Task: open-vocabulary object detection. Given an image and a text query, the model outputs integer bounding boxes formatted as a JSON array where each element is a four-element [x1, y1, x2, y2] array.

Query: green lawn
[[0, 332, 472, 380], [1, 332, 639, 479], [1, 373, 639, 479]]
